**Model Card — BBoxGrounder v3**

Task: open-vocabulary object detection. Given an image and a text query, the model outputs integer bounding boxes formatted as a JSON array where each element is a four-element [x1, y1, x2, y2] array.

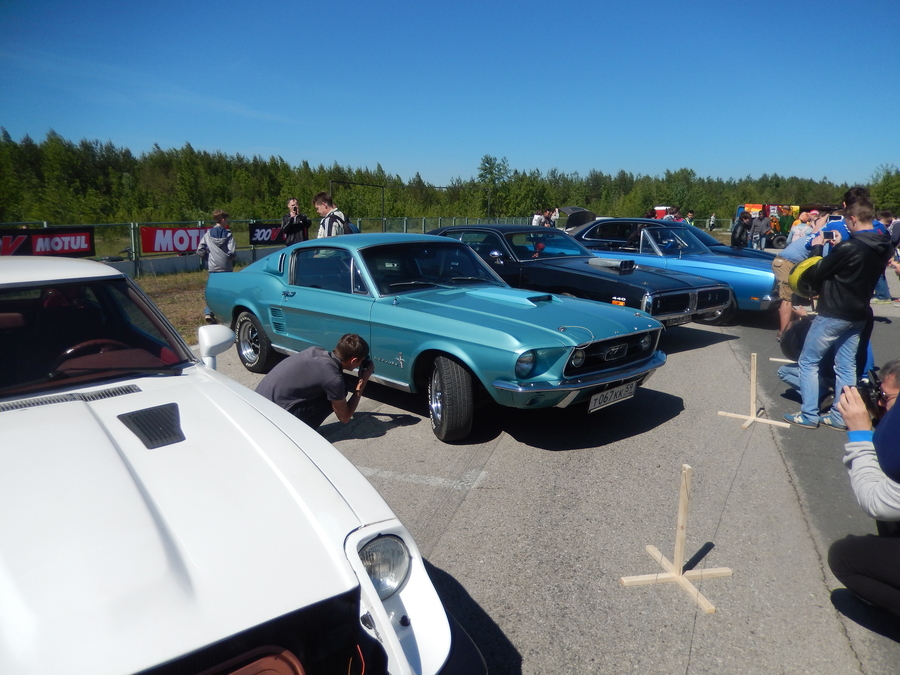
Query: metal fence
[[2, 215, 735, 277], [1, 217, 532, 276]]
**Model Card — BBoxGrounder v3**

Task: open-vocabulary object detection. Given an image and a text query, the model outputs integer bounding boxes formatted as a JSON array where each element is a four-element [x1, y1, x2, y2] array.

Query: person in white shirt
[[314, 192, 347, 238]]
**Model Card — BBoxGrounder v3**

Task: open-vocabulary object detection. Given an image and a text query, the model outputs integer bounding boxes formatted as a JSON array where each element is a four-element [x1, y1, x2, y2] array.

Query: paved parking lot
[[211, 288, 900, 674]]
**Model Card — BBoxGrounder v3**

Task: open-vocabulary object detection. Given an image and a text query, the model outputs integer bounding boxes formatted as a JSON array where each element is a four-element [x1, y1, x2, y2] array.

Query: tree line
[[2, 129, 898, 226]]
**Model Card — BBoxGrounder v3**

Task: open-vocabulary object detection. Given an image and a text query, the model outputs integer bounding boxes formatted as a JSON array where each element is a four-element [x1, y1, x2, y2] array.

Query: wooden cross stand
[[620, 465, 732, 613], [718, 352, 789, 429]]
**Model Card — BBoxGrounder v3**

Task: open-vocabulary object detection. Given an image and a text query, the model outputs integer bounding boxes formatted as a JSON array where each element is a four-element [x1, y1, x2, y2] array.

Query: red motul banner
[[0, 227, 96, 257], [140, 226, 209, 254]]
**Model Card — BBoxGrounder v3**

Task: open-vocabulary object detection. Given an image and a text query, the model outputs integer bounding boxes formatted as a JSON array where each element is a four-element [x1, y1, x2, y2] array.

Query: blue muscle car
[[427, 224, 733, 328], [567, 219, 779, 324], [205, 233, 666, 441]]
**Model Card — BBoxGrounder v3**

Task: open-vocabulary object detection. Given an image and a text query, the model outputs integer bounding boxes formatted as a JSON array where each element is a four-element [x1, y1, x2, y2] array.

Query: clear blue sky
[[1, 0, 898, 187]]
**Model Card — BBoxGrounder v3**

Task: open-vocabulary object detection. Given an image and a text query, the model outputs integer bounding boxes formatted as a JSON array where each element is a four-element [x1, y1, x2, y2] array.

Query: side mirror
[[489, 250, 505, 264], [197, 324, 235, 369]]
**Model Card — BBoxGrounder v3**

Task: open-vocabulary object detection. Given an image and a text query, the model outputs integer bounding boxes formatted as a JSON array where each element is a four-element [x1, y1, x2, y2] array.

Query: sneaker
[[872, 298, 892, 304], [820, 415, 847, 431], [783, 412, 818, 429]]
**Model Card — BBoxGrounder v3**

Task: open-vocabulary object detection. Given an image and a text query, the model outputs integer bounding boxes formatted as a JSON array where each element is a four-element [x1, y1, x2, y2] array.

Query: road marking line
[[357, 466, 486, 491]]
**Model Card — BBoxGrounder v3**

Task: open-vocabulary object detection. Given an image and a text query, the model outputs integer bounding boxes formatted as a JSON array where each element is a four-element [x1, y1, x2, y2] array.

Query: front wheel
[[771, 234, 787, 249], [693, 298, 738, 326], [428, 356, 474, 442], [235, 311, 277, 373]]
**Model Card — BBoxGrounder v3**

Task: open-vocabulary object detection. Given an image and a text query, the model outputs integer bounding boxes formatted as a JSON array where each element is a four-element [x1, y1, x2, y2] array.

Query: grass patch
[[137, 270, 210, 345]]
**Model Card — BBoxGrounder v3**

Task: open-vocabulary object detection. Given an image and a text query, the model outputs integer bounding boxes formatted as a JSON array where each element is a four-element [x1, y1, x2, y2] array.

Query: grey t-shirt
[[256, 346, 346, 412]]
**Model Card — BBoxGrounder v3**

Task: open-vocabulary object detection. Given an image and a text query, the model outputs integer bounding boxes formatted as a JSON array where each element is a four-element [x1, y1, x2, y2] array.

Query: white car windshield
[[0, 277, 194, 396]]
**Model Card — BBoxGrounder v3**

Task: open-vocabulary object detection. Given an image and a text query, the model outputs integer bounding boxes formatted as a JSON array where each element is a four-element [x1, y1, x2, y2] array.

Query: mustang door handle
[[282, 291, 296, 297]]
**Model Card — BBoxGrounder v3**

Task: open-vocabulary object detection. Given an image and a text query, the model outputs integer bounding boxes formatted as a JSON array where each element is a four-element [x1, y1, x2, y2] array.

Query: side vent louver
[[270, 307, 286, 334], [118, 403, 186, 449]]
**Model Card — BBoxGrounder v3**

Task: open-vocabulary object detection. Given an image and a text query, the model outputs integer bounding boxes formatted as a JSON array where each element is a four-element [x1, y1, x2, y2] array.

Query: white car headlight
[[359, 535, 411, 600], [640, 334, 652, 351], [515, 350, 536, 378]]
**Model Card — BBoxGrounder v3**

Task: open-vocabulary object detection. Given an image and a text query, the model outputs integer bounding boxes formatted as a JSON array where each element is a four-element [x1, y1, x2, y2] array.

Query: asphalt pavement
[[207, 273, 900, 675]]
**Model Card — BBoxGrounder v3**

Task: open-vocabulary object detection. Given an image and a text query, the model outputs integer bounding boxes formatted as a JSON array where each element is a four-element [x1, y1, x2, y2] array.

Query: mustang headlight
[[640, 334, 653, 351], [359, 535, 411, 600], [570, 348, 586, 368], [515, 350, 536, 378]]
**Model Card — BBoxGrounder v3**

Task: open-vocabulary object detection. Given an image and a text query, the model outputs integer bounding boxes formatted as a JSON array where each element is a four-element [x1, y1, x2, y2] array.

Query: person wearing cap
[[789, 211, 814, 243]]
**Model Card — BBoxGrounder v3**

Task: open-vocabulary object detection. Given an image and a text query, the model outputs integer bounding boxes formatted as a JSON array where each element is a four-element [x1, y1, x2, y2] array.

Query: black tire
[[428, 356, 474, 442], [693, 297, 738, 326], [235, 311, 277, 373], [772, 234, 788, 249]]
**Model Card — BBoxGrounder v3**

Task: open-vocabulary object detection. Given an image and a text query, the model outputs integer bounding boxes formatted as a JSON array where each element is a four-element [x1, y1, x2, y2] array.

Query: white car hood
[[0, 370, 380, 675]]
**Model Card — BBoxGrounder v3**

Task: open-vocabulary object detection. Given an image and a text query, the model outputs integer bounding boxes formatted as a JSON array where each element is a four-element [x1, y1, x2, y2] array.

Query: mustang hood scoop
[[118, 402, 186, 449], [464, 287, 558, 306]]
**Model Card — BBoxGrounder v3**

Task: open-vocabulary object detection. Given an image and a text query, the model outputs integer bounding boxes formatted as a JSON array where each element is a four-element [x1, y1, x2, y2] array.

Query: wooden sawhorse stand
[[620, 465, 732, 613], [718, 353, 789, 429]]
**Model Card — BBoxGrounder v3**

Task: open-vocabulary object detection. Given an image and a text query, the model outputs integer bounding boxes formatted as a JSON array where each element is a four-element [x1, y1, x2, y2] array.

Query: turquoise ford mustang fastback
[[205, 233, 666, 441]]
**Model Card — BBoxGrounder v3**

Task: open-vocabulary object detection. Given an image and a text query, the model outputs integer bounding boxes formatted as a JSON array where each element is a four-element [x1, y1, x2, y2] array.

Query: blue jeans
[[873, 274, 891, 300], [778, 363, 831, 407], [798, 315, 864, 425]]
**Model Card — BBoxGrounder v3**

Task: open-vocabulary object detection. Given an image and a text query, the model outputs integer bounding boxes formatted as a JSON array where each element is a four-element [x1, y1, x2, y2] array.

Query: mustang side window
[[291, 248, 352, 293]]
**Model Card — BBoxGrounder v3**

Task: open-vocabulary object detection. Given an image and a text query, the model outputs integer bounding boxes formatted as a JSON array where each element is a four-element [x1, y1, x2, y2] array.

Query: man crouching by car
[[256, 333, 374, 429]]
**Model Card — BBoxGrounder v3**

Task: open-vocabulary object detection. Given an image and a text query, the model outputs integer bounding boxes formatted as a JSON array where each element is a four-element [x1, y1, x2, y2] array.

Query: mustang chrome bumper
[[491, 350, 667, 408]]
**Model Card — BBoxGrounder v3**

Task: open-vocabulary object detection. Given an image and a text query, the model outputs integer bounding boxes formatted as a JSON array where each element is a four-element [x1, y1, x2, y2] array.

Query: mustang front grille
[[564, 329, 661, 378]]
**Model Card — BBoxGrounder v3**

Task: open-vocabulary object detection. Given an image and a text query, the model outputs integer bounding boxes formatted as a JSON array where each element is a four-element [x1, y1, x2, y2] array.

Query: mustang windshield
[[360, 241, 505, 295], [640, 227, 712, 256], [0, 277, 194, 396]]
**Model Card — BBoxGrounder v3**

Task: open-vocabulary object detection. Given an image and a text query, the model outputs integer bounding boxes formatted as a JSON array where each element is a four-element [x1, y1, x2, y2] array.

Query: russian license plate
[[663, 315, 691, 326], [589, 381, 637, 412]]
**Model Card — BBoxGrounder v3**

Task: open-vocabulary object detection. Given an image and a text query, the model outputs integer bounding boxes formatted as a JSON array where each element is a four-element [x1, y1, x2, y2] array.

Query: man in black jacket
[[282, 197, 312, 245], [784, 199, 894, 430]]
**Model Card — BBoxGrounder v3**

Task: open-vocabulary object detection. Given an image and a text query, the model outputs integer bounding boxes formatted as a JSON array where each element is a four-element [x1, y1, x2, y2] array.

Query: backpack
[[330, 211, 358, 235]]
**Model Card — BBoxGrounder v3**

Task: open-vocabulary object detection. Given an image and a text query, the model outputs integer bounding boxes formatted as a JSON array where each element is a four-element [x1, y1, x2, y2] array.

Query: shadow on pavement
[[660, 324, 738, 355], [465, 387, 684, 450], [831, 588, 900, 643], [425, 560, 522, 675], [320, 410, 420, 443], [353, 372, 684, 450]]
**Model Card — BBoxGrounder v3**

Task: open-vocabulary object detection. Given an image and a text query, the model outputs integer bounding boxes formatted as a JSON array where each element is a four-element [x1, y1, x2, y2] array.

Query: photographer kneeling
[[828, 359, 900, 614], [256, 333, 374, 430]]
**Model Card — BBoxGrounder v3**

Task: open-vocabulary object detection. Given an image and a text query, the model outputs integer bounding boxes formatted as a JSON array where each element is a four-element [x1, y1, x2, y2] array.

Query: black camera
[[857, 369, 883, 421], [359, 356, 372, 372]]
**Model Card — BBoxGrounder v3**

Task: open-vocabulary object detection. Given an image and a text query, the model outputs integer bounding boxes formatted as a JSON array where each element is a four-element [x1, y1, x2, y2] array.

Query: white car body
[[0, 257, 483, 675]]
